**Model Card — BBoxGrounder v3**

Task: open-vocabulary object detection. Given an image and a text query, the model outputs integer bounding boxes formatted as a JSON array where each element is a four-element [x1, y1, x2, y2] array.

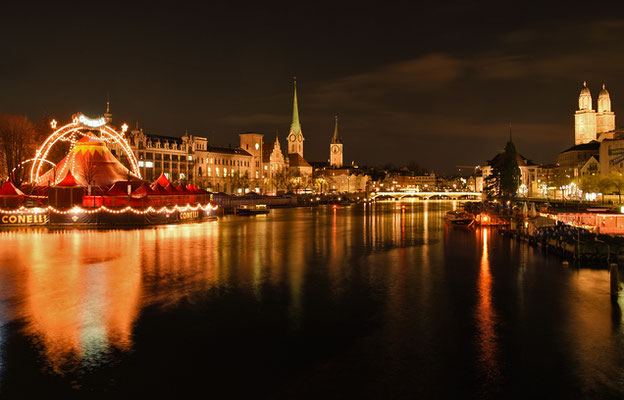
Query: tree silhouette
[[0, 113, 38, 185]]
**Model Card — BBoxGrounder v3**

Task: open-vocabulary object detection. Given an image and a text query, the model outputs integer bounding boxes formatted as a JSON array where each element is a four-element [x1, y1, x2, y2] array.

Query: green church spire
[[290, 77, 301, 135]]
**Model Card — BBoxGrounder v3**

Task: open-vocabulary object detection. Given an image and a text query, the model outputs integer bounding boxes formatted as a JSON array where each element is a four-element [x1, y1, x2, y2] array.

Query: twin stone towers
[[575, 81, 616, 145]]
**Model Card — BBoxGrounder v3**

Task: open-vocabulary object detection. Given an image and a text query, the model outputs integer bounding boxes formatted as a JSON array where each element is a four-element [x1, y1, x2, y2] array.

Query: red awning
[[131, 182, 157, 197], [150, 182, 168, 195], [175, 183, 191, 193], [106, 181, 131, 196], [56, 171, 79, 187], [0, 181, 25, 196], [187, 183, 201, 193], [163, 183, 175, 193], [153, 173, 170, 188]]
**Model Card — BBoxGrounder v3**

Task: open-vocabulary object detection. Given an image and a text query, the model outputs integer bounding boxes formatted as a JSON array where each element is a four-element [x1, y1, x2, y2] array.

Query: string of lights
[[30, 115, 142, 183], [0, 203, 219, 215]]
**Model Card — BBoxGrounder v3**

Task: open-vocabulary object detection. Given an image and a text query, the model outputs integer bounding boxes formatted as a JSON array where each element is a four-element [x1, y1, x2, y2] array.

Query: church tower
[[574, 81, 597, 145], [287, 78, 304, 157], [104, 99, 113, 124], [596, 83, 615, 135], [330, 116, 343, 168]]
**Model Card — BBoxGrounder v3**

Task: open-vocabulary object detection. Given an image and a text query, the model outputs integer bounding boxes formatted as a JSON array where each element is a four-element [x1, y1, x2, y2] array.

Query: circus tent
[[0, 181, 25, 207], [36, 135, 141, 187]]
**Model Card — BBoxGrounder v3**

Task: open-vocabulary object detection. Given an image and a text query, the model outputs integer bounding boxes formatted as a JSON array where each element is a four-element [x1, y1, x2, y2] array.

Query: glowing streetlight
[[50, 119, 57, 129], [121, 123, 128, 134]]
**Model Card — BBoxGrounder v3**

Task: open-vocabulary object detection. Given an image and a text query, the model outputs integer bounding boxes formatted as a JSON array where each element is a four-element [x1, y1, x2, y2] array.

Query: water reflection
[[11, 231, 142, 373], [0, 204, 622, 398], [475, 228, 500, 384]]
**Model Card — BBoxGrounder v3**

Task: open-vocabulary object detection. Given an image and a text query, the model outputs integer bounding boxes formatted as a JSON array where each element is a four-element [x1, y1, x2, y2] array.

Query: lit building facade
[[315, 167, 369, 193], [575, 81, 616, 145]]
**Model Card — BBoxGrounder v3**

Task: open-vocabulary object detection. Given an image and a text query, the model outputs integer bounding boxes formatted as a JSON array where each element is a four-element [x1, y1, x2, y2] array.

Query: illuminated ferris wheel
[[29, 113, 141, 184]]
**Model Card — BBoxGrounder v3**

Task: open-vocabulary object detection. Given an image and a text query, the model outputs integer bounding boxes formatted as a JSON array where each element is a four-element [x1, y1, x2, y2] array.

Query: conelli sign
[[0, 213, 49, 225]]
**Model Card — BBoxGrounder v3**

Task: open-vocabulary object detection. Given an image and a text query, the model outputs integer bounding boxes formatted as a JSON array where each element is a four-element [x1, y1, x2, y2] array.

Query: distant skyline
[[2, 1, 624, 173]]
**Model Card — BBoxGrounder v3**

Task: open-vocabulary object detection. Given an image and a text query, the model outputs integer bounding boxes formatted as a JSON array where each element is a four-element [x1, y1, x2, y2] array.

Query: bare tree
[[0, 113, 38, 185], [80, 153, 98, 194]]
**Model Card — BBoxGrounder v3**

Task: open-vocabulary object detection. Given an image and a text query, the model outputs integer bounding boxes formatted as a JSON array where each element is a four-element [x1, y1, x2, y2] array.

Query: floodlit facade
[[575, 81, 616, 145]]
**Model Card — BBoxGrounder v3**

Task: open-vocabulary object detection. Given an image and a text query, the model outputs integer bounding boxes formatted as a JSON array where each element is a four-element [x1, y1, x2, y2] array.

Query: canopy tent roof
[[131, 182, 158, 198], [153, 173, 170, 188], [56, 171, 79, 187], [175, 183, 191, 193], [0, 181, 25, 196], [36, 135, 141, 187], [150, 182, 168, 194], [187, 183, 201, 193], [106, 181, 130, 196]]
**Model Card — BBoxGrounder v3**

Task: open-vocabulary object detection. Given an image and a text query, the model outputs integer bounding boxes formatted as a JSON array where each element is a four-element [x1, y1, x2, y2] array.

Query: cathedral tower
[[287, 78, 304, 157], [330, 116, 343, 168], [597, 83, 615, 134], [574, 81, 597, 145]]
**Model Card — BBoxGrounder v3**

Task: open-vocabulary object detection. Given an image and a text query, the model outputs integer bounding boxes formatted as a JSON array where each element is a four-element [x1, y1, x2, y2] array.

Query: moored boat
[[445, 210, 475, 227], [235, 204, 269, 216]]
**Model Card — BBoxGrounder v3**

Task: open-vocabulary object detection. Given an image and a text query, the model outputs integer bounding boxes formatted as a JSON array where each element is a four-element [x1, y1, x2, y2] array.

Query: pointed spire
[[331, 115, 341, 144], [583, 81, 587, 88], [603, 83, 606, 90], [290, 76, 301, 135], [104, 93, 112, 123]]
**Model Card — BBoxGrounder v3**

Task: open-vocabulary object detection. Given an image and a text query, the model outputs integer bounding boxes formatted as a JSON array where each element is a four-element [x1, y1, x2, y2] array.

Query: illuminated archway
[[30, 113, 141, 183]]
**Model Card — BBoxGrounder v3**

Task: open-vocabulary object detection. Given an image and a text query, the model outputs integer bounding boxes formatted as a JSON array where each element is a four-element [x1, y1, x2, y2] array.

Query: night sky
[[2, 1, 624, 173]]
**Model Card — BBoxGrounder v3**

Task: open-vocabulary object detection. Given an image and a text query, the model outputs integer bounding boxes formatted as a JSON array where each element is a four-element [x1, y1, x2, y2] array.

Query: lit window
[[146, 161, 154, 168], [208, 167, 211, 177], [188, 156, 193, 161], [138, 161, 145, 167]]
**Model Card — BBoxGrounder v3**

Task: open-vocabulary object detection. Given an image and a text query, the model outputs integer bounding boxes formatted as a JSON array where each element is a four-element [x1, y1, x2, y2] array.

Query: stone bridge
[[370, 191, 481, 200]]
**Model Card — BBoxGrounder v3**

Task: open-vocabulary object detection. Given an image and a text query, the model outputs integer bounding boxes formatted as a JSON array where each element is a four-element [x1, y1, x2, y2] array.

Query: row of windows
[[138, 161, 190, 170]]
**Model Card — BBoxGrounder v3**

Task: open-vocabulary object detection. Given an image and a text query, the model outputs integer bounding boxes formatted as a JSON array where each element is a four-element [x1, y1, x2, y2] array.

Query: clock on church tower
[[329, 116, 343, 168]]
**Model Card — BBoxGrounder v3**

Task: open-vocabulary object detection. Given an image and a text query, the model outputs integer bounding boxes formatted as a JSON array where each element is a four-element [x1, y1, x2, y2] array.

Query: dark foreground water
[[0, 202, 623, 399]]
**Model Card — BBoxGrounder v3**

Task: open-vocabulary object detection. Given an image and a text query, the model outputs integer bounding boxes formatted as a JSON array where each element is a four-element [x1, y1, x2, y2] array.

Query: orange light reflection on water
[[475, 228, 499, 383], [17, 230, 142, 373]]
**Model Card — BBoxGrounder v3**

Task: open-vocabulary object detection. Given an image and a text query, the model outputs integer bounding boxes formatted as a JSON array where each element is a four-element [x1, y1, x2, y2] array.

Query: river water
[[0, 202, 623, 398]]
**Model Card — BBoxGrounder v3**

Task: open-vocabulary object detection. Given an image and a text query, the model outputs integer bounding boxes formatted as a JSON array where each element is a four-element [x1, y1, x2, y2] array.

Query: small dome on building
[[599, 83, 610, 98], [578, 81, 592, 111]]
